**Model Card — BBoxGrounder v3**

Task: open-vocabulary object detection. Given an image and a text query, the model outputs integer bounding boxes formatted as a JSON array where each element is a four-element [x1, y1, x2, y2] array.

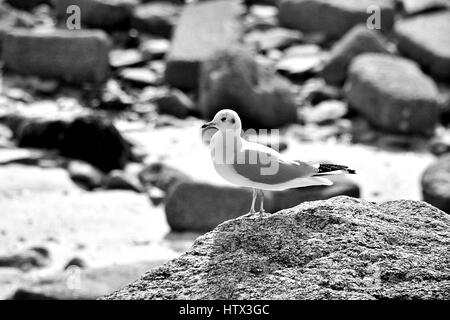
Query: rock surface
[[165, 0, 243, 89], [2, 29, 111, 84], [321, 25, 390, 85], [279, 0, 395, 40], [395, 11, 450, 80], [345, 53, 440, 135], [198, 47, 297, 129], [421, 155, 450, 214], [104, 196, 450, 300]]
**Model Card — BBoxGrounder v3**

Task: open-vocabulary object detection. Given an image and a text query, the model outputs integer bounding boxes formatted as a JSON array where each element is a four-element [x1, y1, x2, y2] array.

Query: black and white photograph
[[0, 0, 449, 310]]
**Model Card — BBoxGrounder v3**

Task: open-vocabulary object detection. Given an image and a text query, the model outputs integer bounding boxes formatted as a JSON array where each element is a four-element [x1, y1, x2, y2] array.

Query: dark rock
[[345, 53, 440, 135], [138, 162, 193, 193], [165, 182, 275, 232], [399, 0, 449, 15], [395, 11, 450, 80], [154, 89, 194, 119], [16, 118, 68, 149], [2, 29, 111, 84], [199, 47, 297, 129], [0, 247, 50, 271], [67, 160, 105, 190], [64, 257, 87, 270], [60, 115, 130, 173], [245, 27, 302, 52], [131, 1, 180, 38], [5, 0, 49, 11], [11, 261, 161, 300], [422, 155, 450, 213], [104, 170, 143, 192], [54, 0, 138, 30], [104, 196, 450, 299], [279, 0, 395, 40], [321, 25, 390, 86], [165, 0, 244, 89]]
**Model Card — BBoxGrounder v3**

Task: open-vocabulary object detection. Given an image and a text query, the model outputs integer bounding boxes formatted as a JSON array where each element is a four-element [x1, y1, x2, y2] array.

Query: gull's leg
[[258, 189, 265, 214], [248, 188, 257, 214]]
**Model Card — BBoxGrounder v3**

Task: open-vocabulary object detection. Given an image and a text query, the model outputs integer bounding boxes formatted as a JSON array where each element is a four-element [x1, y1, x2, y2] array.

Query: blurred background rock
[[0, 0, 449, 299]]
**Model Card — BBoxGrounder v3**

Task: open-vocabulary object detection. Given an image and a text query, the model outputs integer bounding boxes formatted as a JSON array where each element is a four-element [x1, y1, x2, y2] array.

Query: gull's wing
[[232, 140, 319, 185]]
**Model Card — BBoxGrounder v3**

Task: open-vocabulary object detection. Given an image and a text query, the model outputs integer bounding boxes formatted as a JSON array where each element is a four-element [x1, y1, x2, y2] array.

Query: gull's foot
[[243, 209, 256, 218], [259, 209, 265, 214]]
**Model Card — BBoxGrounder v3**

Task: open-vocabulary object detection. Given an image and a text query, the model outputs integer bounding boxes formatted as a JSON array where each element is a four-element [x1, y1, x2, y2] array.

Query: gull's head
[[201, 109, 242, 133]]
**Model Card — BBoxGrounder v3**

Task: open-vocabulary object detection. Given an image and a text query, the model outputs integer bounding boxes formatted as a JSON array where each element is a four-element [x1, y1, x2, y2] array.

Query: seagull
[[201, 109, 356, 215]]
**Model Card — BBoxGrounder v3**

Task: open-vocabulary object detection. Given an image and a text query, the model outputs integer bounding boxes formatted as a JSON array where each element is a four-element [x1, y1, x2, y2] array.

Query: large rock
[[165, 182, 275, 232], [198, 47, 297, 128], [131, 1, 180, 38], [60, 115, 130, 173], [395, 11, 450, 80], [165, 0, 244, 90], [104, 196, 450, 299], [345, 53, 440, 135], [54, 0, 137, 30], [321, 25, 390, 85], [2, 29, 111, 84], [422, 155, 450, 214], [279, 0, 395, 40]]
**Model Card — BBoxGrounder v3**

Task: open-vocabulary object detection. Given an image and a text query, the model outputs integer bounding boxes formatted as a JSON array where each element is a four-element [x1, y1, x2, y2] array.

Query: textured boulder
[[199, 47, 297, 129], [2, 29, 111, 84], [395, 11, 450, 80], [321, 25, 390, 85], [345, 53, 440, 135], [104, 196, 450, 299], [165, 0, 243, 89], [54, 0, 137, 30], [165, 182, 275, 232], [421, 155, 450, 214], [279, 0, 395, 40]]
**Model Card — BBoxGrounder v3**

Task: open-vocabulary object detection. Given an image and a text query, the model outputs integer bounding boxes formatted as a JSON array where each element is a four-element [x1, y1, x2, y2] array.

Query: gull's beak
[[201, 121, 217, 129]]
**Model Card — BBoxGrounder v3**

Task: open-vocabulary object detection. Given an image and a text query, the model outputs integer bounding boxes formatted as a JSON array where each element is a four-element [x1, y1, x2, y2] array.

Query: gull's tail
[[313, 164, 356, 176]]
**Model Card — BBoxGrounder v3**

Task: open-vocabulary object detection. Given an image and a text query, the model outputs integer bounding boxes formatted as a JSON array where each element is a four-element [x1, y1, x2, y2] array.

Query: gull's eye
[[230, 118, 235, 124], [221, 117, 226, 122]]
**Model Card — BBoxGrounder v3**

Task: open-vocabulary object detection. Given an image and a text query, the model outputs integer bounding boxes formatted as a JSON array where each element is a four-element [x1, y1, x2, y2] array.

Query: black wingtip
[[347, 169, 356, 174]]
